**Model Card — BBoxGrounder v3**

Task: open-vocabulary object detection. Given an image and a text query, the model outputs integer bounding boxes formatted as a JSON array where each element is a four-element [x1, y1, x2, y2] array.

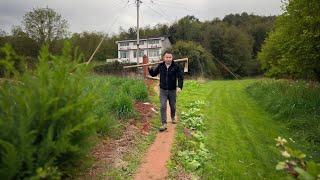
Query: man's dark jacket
[[148, 61, 183, 90]]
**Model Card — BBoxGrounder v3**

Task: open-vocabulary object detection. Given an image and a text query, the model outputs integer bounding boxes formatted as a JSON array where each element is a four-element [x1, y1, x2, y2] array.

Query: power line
[[118, 0, 129, 4], [105, 1, 131, 35], [112, 0, 128, 9], [139, 1, 147, 27], [127, 0, 138, 7], [151, 0, 200, 16], [153, 0, 186, 6], [86, 0, 130, 64], [146, 0, 175, 21], [143, 1, 172, 22]]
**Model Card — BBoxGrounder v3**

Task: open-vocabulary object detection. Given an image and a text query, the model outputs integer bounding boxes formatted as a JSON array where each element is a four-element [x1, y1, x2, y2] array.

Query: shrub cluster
[[0, 42, 149, 179]]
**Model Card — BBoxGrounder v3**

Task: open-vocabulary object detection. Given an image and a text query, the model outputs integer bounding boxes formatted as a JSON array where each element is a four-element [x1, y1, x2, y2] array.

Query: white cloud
[[0, 0, 283, 34]]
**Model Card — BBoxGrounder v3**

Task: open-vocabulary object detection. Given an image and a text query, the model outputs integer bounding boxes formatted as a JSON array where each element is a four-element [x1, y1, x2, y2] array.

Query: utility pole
[[136, 0, 140, 65]]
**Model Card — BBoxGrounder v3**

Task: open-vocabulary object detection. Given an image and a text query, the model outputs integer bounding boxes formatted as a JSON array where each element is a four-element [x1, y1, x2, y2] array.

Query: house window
[[120, 51, 129, 58], [134, 50, 144, 58], [133, 41, 144, 45], [119, 42, 129, 46], [148, 40, 159, 45], [148, 49, 160, 57]]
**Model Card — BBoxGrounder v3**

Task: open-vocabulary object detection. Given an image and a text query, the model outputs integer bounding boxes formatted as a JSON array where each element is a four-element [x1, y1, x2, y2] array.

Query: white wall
[[117, 37, 171, 63]]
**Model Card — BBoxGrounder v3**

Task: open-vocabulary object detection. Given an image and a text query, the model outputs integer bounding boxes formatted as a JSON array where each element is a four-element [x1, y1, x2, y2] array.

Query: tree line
[[0, 7, 275, 78], [1, 0, 319, 80], [258, 0, 320, 81]]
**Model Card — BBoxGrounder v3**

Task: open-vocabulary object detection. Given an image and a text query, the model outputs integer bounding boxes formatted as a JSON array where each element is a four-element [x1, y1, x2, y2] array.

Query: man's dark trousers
[[160, 88, 176, 124]]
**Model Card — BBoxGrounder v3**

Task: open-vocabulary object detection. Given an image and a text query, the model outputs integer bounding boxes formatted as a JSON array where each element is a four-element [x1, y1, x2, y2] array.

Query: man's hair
[[162, 50, 173, 57]]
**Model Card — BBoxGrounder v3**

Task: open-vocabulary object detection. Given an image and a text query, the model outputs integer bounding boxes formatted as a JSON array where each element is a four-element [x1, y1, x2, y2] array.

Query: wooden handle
[[123, 58, 188, 69]]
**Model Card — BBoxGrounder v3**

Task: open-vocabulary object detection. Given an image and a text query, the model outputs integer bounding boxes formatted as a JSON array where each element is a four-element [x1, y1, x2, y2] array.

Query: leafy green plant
[[177, 142, 210, 171], [180, 101, 206, 131], [275, 136, 320, 179], [181, 114, 204, 131], [173, 100, 210, 173]]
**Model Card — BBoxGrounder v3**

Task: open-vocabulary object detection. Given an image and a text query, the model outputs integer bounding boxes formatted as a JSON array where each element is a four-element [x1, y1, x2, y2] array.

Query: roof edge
[[116, 36, 169, 43]]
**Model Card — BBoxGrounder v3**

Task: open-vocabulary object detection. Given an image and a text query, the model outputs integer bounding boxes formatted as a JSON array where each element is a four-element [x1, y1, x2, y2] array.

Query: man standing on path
[[148, 50, 184, 131]]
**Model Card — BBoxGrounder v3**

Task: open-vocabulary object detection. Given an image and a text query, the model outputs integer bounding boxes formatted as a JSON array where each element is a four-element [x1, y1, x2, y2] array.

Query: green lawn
[[177, 79, 293, 179]]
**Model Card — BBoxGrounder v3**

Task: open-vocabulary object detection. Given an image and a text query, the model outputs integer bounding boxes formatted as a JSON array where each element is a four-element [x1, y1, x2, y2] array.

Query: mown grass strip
[[171, 79, 317, 179]]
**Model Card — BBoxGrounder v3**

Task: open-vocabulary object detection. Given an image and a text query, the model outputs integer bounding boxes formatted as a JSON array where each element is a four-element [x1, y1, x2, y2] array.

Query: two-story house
[[112, 36, 171, 63]]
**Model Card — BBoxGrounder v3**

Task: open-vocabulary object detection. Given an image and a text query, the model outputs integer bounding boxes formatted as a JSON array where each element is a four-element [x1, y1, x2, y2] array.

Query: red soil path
[[134, 85, 177, 180]]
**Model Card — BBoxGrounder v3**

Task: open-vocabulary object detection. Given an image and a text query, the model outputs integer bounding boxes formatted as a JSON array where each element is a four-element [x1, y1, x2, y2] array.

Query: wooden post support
[[142, 55, 149, 78]]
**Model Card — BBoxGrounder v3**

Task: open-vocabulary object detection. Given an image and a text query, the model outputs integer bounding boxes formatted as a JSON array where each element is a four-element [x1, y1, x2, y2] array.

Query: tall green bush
[[169, 41, 220, 78], [201, 22, 254, 77], [258, 0, 320, 80], [0, 42, 97, 179], [0, 39, 151, 179]]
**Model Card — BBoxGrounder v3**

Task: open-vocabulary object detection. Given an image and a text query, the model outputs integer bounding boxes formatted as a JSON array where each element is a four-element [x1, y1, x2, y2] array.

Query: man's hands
[[177, 87, 182, 93]]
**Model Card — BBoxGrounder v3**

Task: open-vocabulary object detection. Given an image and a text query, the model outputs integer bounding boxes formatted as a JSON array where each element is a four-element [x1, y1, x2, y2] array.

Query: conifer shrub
[[0, 42, 97, 179], [0, 44, 26, 77], [0, 42, 150, 179]]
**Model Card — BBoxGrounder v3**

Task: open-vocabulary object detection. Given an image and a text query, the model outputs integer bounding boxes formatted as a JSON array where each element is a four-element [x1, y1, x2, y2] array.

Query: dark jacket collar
[[161, 61, 176, 66]]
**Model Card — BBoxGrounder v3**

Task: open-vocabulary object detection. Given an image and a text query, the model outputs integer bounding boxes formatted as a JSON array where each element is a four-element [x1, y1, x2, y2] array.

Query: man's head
[[162, 50, 173, 65]]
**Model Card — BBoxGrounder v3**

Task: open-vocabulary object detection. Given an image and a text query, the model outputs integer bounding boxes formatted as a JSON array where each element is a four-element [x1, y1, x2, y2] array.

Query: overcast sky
[[0, 0, 283, 35]]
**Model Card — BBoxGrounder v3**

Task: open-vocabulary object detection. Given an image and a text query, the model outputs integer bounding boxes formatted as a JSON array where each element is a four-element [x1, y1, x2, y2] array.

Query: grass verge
[[170, 79, 318, 179]]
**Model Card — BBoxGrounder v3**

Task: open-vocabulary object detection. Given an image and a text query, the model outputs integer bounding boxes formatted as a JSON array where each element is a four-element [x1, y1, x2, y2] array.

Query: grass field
[[175, 79, 317, 179]]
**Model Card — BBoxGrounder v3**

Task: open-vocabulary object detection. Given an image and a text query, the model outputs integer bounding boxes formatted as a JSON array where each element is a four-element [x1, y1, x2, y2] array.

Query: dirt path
[[134, 86, 177, 180]]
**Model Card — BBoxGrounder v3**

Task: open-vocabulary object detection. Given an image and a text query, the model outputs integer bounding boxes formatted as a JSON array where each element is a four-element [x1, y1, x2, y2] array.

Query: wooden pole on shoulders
[[123, 58, 189, 69]]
